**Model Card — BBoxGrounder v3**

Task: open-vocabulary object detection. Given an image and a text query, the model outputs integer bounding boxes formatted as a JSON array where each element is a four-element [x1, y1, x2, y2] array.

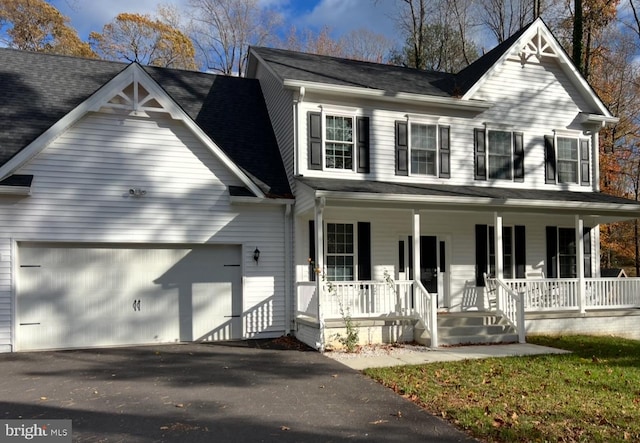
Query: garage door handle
[[133, 300, 141, 311], [224, 315, 240, 318]]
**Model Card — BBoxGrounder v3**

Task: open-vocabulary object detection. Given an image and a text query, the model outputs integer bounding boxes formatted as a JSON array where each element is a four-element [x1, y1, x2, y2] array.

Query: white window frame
[[484, 125, 518, 181], [325, 222, 357, 281], [406, 115, 442, 177], [320, 106, 359, 172], [553, 130, 588, 184]]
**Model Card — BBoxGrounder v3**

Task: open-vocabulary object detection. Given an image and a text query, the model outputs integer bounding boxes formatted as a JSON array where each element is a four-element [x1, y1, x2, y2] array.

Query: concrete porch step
[[415, 312, 519, 347]]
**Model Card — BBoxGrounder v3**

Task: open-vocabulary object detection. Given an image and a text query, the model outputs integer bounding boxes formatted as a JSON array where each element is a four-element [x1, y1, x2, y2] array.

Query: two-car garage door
[[16, 243, 242, 351]]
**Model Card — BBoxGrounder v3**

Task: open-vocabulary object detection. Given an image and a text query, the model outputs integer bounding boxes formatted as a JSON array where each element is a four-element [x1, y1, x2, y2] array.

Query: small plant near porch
[[322, 273, 360, 352]]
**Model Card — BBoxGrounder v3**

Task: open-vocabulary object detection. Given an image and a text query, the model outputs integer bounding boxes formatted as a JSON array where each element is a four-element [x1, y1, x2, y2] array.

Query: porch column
[[494, 212, 504, 311], [576, 215, 586, 313], [315, 197, 325, 346], [412, 210, 421, 288]]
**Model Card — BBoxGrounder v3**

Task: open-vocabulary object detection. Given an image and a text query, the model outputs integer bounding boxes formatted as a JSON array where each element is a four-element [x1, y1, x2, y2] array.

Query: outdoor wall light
[[129, 188, 147, 197], [253, 247, 261, 264]]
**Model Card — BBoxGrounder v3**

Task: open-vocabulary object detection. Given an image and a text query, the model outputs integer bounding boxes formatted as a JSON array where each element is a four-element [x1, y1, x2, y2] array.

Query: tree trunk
[[573, 0, 583, 74]]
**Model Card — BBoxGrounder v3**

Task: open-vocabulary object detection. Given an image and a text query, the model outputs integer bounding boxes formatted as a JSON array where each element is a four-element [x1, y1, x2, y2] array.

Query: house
[[246, 18, 640, 350], [0, 48, 294, 352], [2, 18, 640, 354]]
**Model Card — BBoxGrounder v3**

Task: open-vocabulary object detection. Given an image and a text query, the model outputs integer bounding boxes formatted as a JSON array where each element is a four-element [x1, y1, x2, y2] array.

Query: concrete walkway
[[326, 343, 570, 370]]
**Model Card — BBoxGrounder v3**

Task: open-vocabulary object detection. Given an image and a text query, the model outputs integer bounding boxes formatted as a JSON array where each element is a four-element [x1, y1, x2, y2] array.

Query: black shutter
[[475, 224, 488, 286], [357, 222, 371, 280], [545, 135, 556, 184], [439, 126, 450, 178], [513, 132, 524, 182], [308, 220, 316, 281], [395, 121, 408, 175], [546, 226, 558, 278], [580, 139, 590, 185], [356, 117, 370, 173], [308, 112, 322, 170], [515, 225, 526, 278], [583, 227, 592, 278], [474, 128, 486, 180]]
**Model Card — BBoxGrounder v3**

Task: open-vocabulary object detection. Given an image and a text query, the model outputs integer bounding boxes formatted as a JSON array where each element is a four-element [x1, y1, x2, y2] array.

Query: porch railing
[[490, 278, 526, 343], [412, 280, 438, 348], [295, 279, 439, 347], [502, 277, 640, 311], [322, 280, 414, 318]]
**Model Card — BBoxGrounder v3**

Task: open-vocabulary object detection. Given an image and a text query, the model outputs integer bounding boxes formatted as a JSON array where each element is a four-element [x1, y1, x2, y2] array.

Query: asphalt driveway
[[0, 340, 477, 442]]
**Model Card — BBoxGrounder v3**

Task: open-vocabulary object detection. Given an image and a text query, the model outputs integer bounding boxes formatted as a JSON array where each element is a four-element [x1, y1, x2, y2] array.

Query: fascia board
[[247, 48, 285, 83], [0, 186, 30, 195], [282, 79, 491, 112], [461, 19, 613, 119], [0, 64, 266, 199], [229, 195, 295, 205], [314, 190, 640, 216]]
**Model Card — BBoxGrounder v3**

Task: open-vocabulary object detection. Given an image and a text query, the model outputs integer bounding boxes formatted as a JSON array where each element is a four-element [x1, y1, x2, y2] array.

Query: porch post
[[576, 215, 586, 313], [315, 197, 326, 348], [494, 212, 504, 311], [412, 210, 421, 288]]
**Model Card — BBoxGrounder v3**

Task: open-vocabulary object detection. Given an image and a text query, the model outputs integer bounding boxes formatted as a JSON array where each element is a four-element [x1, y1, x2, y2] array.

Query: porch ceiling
[[297, 177, 640, 221]]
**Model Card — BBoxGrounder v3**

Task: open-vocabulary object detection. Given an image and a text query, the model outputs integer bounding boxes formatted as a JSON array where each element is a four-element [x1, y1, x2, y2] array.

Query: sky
[[48, 0, 402, 46]]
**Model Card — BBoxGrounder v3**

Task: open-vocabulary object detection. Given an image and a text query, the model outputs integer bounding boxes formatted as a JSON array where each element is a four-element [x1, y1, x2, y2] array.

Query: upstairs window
[[474, 127, 524, 181], [545, 134, 590, 185], [411, 124, 437, 175], [395, 120, 450, 178], [308, 111, 369, 173], [325, 116, 353, 169], [488, 130, 513, 179]]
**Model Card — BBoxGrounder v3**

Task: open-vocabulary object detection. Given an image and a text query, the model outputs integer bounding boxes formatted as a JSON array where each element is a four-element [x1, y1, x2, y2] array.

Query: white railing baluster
[[501, 277, 640, 312]]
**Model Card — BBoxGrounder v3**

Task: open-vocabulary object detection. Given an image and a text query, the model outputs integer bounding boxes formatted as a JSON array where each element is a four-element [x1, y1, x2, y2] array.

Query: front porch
[[295, 277, 640, 350]]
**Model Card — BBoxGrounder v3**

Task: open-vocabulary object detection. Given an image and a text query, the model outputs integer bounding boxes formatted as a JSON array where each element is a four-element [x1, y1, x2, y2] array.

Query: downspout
[[293, 87, 305, 176], [592, 127, 600, 192], [284, 203, 292, 335]]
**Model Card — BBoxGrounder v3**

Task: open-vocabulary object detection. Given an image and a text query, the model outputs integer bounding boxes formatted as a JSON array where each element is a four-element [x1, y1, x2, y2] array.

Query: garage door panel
[[17, 244, 241, 351]]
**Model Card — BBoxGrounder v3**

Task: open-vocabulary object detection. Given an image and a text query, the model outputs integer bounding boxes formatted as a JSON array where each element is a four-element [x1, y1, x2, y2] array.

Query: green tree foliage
[[0, 0, 94, 57], [89, 12, 197, 70]]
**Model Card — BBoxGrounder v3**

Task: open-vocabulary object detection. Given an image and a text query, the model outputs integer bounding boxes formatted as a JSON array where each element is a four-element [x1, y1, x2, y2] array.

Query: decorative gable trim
[[0, 63, 266, 198], [461, 18, 614, 120]]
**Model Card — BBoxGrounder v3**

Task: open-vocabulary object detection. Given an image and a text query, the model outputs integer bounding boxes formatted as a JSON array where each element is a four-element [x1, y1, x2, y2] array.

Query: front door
[[398, 235, 447, 307]]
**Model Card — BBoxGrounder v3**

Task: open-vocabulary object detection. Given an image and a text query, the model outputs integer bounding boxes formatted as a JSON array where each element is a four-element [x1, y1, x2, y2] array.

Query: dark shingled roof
[[297, 177, 640, 209], [251, 47, 455, 97], [0, 48, 291, 198], [251, 24, 533, 99]]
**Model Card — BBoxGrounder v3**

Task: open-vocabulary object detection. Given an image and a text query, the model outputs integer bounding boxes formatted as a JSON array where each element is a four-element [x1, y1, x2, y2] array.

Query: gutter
[[314, 190, 640, 215], [282, 80, 491, 112]]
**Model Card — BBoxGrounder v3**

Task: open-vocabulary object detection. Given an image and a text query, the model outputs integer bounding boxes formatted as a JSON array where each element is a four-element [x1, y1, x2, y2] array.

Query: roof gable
[[0, 49, 291, 198], [458, 19, 613, 118], [249, 19, 613, 121]]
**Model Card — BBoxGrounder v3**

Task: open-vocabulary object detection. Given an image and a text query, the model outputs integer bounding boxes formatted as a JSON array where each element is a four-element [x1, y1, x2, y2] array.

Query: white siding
[[254, 63, 295, 188], [0, 111, 288, 350], [294, 56, 599, 193]]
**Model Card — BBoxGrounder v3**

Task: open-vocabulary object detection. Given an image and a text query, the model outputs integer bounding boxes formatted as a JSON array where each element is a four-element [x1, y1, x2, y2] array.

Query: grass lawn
[[364, 335, 640, 442]]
